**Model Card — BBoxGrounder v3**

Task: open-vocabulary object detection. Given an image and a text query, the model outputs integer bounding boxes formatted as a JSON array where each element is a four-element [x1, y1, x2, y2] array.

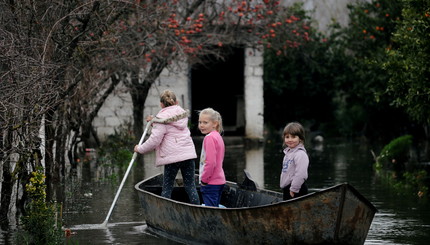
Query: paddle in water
[[67, 111, 189, 230]]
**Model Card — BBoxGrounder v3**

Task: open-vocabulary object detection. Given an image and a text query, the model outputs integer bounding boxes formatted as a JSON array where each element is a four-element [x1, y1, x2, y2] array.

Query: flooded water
[[2, 137, 430, 244]]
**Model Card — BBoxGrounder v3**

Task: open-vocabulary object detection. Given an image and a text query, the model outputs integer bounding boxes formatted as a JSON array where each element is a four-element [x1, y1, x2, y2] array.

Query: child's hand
[[290, 191, 295, 198], [146, 115, 154, 122], [134, 145, 139, 152]]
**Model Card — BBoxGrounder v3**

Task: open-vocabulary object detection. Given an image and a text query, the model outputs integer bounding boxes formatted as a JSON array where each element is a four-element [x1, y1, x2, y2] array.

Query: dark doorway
[[190, 48, 245, 136]]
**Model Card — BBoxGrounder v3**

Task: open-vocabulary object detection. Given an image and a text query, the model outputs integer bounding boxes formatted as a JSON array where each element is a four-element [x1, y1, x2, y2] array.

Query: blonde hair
[[199, 108, 223, 133], [283, 122, 306, 146], [160, 90, 177, 107]]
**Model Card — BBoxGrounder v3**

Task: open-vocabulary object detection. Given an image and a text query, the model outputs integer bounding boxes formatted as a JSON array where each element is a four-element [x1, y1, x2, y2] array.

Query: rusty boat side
[[134, 172, 377, 245]]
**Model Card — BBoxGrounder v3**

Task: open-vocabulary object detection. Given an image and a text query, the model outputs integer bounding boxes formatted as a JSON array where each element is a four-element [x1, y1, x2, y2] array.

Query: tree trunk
[[44, 111, 56, 201], [129, 70, 152, 140], [0, 129, 13, 230], [128, 62, 168, 140], [130, 82, 150, 140]]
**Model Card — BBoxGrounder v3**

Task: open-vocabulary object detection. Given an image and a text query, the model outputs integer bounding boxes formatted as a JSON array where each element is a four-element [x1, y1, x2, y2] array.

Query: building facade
[[92, 0, 366, 141]]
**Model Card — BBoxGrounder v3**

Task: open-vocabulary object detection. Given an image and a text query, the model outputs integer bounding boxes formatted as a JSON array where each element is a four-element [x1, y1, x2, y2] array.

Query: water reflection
[[2, 137, 429, 244], [244, 146, 265, 187], [57, 138, 430, 245]]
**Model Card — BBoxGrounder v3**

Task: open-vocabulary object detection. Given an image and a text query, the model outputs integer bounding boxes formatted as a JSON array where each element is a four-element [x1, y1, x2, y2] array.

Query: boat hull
[[135, 174, 376, 245]]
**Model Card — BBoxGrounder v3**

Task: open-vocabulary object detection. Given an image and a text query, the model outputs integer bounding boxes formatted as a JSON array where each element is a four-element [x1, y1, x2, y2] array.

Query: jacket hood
[[156, 105, 188, 129]]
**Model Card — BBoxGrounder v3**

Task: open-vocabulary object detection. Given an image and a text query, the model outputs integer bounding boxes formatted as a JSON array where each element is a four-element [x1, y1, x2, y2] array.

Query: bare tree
[[91, 0, 312, 139], [0, 0, 311, 227], [0, 0, 120, 226]]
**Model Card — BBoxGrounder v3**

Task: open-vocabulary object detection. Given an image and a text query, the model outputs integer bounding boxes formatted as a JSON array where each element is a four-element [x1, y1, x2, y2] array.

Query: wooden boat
[[134, 171, 377, 245]]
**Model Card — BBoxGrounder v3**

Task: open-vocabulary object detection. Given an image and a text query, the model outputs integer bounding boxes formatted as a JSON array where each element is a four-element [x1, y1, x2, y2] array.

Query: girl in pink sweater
[[134, 90, 200, 205], [198, 108, 226, 207]]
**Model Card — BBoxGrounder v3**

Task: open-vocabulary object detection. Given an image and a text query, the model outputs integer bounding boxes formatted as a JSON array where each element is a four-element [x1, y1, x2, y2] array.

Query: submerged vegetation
[[96, 125, 136, 182], [16, 169, 63, 245], [98, 125, 135, 166], [375, 135, 429, 198]]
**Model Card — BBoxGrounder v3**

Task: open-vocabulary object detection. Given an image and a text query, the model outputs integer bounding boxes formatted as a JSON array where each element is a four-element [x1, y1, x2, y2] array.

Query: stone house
[[92, 0, 366, 141]]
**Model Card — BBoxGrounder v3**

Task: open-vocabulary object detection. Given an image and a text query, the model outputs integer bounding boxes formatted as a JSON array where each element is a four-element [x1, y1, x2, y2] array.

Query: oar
[[68, 110, 189, 230], [99, 120, 152, 228]]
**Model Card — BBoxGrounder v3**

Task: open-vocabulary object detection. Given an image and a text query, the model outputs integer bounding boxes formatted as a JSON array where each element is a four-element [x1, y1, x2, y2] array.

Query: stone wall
[[93, 0, 367, 141], [93, 63, 190, 140]]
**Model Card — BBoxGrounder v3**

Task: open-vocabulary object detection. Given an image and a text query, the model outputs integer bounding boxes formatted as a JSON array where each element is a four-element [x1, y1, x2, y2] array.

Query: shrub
[[376, 134, 413, 174], [96, 124, 135, 182], [402, 170, 428, 197], [17, 168, 63, 245]]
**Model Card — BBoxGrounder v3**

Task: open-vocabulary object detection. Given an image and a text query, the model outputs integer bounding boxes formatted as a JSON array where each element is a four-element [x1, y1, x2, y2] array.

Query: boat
[[134, 171, 377, 245]]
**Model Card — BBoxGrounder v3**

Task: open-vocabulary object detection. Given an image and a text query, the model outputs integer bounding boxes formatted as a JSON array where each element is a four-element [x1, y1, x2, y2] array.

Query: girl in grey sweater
[[279, 122, 309, 200]]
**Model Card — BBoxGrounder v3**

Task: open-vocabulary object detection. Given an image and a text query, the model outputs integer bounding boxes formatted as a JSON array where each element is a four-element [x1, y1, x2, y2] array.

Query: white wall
[[283, 0, 368, 33], [93, 63, 190, 141], [93, 0, 363, 141]]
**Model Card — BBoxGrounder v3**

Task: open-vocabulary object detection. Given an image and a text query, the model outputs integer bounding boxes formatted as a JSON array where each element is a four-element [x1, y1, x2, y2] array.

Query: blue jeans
[[162, 159, 200, 205], [201, 184, 224, 207]]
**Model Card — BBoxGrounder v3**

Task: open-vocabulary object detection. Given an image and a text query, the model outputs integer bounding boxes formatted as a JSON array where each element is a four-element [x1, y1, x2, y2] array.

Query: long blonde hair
[[199, 108, 224, 134]]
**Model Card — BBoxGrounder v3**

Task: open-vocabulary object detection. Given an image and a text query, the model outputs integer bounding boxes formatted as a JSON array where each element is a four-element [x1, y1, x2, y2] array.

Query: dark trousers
[[162, 159, 200, 205], [283, 183, 308, 201], [201, 184, 224, 207]]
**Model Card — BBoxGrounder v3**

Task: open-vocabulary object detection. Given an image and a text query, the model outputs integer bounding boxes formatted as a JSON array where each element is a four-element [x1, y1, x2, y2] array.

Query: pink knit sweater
[[199, 131, 226, 185]]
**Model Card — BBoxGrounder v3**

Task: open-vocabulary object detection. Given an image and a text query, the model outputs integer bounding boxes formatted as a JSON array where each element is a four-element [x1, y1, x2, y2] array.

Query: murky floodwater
[[2, 137, 430, 244]]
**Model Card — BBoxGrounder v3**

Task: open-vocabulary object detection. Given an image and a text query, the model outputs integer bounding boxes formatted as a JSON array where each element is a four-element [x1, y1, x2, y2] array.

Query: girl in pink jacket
[[280, 122, 309, 200], [198, 108, 226, 207], [134, 90, 200, 205]]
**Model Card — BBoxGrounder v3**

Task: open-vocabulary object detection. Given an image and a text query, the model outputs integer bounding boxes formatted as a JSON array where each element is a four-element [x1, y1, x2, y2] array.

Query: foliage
[[375, 134, 412, 175], [263, 3, 336, 132], [0, 0, 314, 176], [1, 0, 312, 222], [375, 134, 429, 197], [17, 169, 63, 245], [402, 170, 428, 197], [329, 0, 408, 138], [263, 0, 420, 139], [377, 168, 428, 198], [98, 124, 135, 169], [382, 0, 430, 125]]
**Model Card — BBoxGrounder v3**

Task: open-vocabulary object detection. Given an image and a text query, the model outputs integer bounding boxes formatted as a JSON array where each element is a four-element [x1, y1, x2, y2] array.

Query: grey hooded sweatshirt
[[279, 143, 309, 193]]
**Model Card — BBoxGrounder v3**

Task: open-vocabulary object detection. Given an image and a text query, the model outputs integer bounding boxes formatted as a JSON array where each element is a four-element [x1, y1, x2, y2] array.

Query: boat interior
[[139, 172, 283, 208]]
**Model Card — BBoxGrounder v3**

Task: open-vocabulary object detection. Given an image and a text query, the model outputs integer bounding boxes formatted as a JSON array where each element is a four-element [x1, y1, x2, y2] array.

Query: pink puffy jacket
[[135, 105, 197, 166]]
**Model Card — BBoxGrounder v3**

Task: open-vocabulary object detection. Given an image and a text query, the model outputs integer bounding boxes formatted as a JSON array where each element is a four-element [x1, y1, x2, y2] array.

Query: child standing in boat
[[280, 122, 309, 200], [198, 108, 226, 207], [134, 90, 200, 205]]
